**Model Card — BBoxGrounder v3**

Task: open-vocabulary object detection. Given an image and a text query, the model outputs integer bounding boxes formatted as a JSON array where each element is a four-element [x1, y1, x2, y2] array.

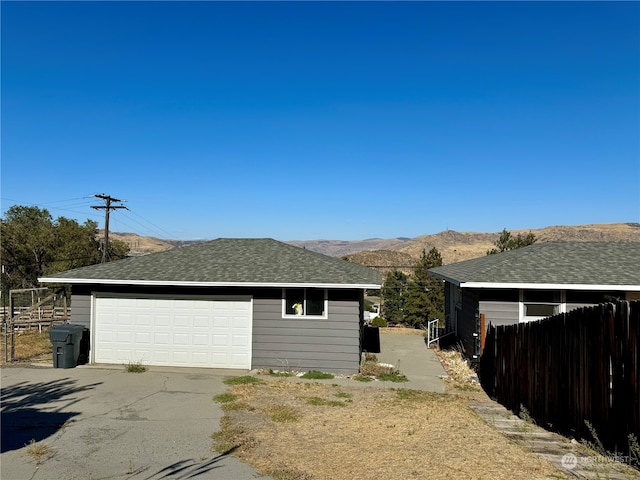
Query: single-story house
[[429, 241, 640, 362], [38, 238, 382, 374]]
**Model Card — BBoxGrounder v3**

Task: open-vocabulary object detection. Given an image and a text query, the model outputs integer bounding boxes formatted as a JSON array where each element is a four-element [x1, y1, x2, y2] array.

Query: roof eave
[[429, 271, 461, 287], [458, 281, 640, 291], [38, 277, 381, 290]]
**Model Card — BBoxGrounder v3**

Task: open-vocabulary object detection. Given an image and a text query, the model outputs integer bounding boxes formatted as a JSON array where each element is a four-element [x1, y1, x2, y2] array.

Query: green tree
[[404, 248, 444, 327], [1, 206, 57, 292], [53, 217, 102, 272], [105, 238, 130, 262], [487, 229, 537, 255], [1, 206, 130, 300], [381, 270, 408, 324]]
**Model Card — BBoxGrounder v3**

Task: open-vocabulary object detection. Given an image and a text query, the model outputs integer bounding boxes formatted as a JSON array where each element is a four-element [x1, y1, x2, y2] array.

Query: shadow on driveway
[[1, 377, 101, 452], [136, 450, 237, 480]]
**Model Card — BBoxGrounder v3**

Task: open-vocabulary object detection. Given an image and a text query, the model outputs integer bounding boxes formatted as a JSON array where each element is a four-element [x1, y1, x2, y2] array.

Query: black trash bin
[[49, 324, 84, 368]]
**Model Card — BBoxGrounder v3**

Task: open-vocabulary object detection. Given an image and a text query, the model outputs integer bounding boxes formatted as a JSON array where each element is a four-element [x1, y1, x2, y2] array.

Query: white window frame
[[282, 288, 328, 319], [519, 289, 566, 322]]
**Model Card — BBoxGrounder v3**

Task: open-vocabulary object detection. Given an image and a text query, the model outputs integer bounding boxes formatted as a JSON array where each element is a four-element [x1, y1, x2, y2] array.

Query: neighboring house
[[39, 238, 381, 374], [429, 241, 640, 362]]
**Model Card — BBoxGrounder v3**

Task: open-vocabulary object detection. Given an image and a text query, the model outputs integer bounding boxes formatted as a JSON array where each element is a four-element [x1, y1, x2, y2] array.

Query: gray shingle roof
[[429, 241, 640, 288], [39, 238, 382, 287]]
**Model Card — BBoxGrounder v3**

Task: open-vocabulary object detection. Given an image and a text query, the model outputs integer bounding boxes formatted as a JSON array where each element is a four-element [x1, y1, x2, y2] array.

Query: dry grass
[[436, 349, 481, 392], [25, 439, 54, 465], [0, 329, 52, 364], [212, 380, 567, 480], [379, 327, 425, 336]]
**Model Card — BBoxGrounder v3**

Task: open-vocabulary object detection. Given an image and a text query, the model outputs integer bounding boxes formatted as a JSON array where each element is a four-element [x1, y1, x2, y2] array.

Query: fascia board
[[459, 282, 640, 291], [429, 272, 461, 287], [38, 277, 381, 290]]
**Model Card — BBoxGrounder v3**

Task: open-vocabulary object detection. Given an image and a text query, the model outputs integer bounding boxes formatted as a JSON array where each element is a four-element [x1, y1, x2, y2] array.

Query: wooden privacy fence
[[480, 300, 639, 453]]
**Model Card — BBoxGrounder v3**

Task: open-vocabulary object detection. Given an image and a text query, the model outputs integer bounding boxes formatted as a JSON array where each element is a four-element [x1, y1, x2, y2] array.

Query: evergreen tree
[[404, 248, 445, 327], [380, 270, 408, 324], [487, 229, 537, 255]]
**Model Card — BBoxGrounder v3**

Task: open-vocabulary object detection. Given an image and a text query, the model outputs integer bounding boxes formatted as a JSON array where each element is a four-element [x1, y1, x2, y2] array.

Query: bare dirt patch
[[213, 379, 567, 480], [379, 326, 424, 336]]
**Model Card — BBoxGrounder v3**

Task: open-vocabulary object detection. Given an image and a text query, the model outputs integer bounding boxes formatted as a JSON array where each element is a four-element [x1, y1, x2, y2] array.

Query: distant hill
[[101, 231, 201, 256], [343, 223, 640, 268], [107, 223, 640, 266], [287, 238, 411, 257]]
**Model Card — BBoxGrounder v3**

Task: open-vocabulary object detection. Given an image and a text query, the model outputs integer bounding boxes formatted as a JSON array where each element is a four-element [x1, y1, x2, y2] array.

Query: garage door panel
[[231, 354, 249, 368], [135, 332, 151, 344], [116, 330, 134, 343], [173, 333, 189, 346], [192, 334, 208, 346], [94, 297, 252, 368], [212, 334, 228, 346], [154, 333, 170, 345], [193, 316, 209, 327], [136, 313, 153, 326], [232, 334, 249, 346], [213, 317, 229, 328], [174, 315, 189, 327]]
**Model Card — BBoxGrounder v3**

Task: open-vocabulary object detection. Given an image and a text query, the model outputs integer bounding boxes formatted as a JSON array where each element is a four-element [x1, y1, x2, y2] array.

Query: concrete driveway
[[1, 365, 273, 480]]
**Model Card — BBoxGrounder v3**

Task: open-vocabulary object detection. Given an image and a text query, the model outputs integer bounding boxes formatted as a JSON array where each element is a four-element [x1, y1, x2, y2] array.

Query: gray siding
[[252, 298, 361, 374], [479, 301, 519, 327], [69, 285, 364, 374], [71, 294, 92, 328]]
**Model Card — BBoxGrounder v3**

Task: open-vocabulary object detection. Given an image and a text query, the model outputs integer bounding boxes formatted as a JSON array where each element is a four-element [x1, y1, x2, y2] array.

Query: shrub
[[371, 316, 388, 328], [124, 361, 147, 373]]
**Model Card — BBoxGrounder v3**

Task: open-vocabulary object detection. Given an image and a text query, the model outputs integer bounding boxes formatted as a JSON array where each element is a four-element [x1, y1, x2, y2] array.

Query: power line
[[91, 194, 128, 263], [120, 209, 181, 241]]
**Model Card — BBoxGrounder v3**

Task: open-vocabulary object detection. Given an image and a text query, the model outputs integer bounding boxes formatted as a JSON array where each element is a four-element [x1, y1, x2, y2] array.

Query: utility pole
[[91, 194, 127, 263]]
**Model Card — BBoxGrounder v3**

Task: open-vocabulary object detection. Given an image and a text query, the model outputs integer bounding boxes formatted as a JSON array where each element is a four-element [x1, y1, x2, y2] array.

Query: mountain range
[[107, 223, 639, 268]]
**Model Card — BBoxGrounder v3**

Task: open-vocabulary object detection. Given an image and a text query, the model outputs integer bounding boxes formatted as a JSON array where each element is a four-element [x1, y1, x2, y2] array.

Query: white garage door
[[93, 296, 252, 369]]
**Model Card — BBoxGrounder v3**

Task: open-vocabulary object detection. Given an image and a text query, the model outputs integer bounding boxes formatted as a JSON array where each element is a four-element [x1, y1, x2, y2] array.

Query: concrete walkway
[[376, 331, 447, 393], [258, 331, 448, 393]]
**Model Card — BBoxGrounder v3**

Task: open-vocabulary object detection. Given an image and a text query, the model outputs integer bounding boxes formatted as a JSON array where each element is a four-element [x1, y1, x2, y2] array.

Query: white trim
[[460, 282, 640, 291], [90, 294, 96, 365], [281, 288, 328, 319], [519, 289, 566, 322], [92, 292, 253, 302], [38, 278, 380, 289]]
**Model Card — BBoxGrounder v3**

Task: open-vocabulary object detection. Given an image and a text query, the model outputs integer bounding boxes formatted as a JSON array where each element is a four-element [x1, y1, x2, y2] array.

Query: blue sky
[[2, 1, 639, 241]]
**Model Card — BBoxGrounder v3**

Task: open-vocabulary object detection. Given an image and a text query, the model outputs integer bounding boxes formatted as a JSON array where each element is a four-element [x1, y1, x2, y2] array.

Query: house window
[[283, 288, 327, 317], [521, 290, 562, 321]]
